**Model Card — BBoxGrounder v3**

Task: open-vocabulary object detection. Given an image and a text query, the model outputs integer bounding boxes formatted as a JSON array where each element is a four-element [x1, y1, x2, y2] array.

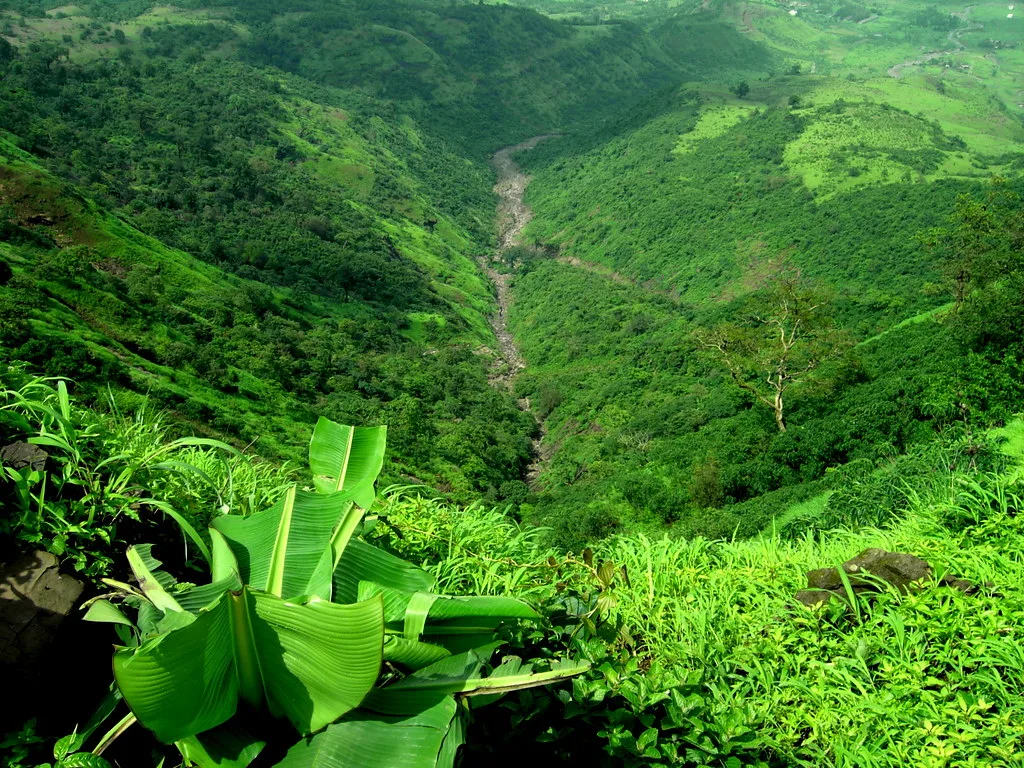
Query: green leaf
[[113, 593, 237, 744], [113, 590, 385, 743], [210, 528, 239, 583], [404, 592, 439, 641], [175, 721, 266, 768], [275, 698, 458, 768], [248, 591, 384, 735], [364, 645, 499, 716], [126, 545, 182, 613], [333, 539, 434, 605], [309, 418, 386, 509], [366, 649, 589, 716], [435, 705, 465, 768], [83, 600, 134, 627], [383, 635, 452, 671], [424, 595, 540, 630], [58, 755, 113, 768], [174, 575, 242, 615], [54, 732, 83, 760], [213, 486, 358, 600], [421, 595, 540, 651], [57, 379, 71, 420]]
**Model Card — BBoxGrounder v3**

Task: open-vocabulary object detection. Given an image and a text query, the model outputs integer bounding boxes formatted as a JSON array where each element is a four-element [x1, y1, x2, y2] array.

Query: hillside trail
[[887, 4, 986, 78], [478, 134, 559, 485]]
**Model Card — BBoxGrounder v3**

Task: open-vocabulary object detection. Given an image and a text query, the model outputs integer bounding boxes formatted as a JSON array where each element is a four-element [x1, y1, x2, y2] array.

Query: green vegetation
[[0, 12, 539, 499], [3, 0, 1024, 765], [82, 416, 586, 766], [508, 0, 1024, 539]]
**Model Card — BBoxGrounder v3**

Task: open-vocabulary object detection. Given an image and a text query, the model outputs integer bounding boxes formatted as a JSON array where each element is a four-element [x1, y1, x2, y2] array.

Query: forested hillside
[[2, 0, 1024, 766], [511, 0, 1024, 538]]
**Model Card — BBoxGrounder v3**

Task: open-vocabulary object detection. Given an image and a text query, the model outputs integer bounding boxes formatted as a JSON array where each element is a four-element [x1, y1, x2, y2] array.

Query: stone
[[0, 441, 48, 472], [0, 551, 84, 666], [795, 548, 933, 608]]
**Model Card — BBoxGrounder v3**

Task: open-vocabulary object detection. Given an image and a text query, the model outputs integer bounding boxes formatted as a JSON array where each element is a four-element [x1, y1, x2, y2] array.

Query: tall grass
[[381, 467, 1024, 766]]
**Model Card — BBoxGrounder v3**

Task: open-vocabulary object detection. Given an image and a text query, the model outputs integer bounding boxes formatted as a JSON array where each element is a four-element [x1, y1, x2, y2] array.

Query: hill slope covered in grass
[[374, 428, 1024, 767], [0, 9, 548, 496], [503, 0, 1024, 540]]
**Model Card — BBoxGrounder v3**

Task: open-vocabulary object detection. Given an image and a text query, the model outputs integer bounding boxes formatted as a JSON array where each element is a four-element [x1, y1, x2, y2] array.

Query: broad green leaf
[[83, 600, 134, 627], [327, 500, 368, 571], [424, 595, 540, 629], [113, 593, 237, 743], [364, 644, 500, 716], [334, 539, 434, 604], [275, 697, 458, 768], [212, 486, 357, 600], [210, 528, 240, 583], [458, 657, 592, 698], [357, 581, 417, 623], [435, 706, 465, 768], [248, 591, 384, 735], [114, 590, 385, 743], [383, 635, 451, 671], [365, 648, 589, 716], [127, 545, 182, 613], [176, 721, 266, 768], [174, 575, 243, 615], [309, 418, 386, 509], [421, 595, 540, 652], [404, 592, 439, 641]]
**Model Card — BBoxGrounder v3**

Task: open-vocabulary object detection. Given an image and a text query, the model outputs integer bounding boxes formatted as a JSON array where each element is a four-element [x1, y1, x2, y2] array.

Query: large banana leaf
[[113, 592, 237, 743], [113, 590, 385, 743], [333, 538, 434, 604], [355, 579, 540, 652], [309, 418, 387, 509], [176, 722, 266, 768], [212, 485, 361, 601], [275, 698, 459, 768]]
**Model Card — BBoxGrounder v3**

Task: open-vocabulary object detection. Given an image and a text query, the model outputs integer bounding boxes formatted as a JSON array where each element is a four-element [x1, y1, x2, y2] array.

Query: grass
[[381, 446, 1024, 766]]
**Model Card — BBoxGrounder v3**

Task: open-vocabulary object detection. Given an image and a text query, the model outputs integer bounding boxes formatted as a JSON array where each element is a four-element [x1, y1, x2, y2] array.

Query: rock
[[0, 441, 48, 472], [796, 548, 932, 608], [938, 574, 993, 595], [0, 551, 84, 667]]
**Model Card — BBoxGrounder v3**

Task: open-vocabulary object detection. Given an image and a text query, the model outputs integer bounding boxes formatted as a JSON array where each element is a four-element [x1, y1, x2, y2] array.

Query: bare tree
[[696, 272, 847, 432]]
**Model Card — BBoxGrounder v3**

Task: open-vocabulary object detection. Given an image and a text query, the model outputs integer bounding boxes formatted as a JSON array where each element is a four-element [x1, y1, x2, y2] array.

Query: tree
[[695, 272, 848, 432], [927, 180, 1023, 311], [926, 181, 1024, 352], [730, 80, 750, 98]]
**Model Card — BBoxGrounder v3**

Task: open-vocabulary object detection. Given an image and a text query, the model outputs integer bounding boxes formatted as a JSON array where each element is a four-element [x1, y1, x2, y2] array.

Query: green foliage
[[0, 372, 245, 578], [376, 456, 1024, 767], [85, 418, 586, 767]]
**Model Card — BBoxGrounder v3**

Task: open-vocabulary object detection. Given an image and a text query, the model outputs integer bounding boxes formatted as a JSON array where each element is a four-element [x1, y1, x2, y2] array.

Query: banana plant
[[86, 417, 588, 767]]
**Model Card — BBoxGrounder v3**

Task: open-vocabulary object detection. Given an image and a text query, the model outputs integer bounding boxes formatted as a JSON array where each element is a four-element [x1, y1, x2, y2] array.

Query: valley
[[1, 0, 1024, 766]]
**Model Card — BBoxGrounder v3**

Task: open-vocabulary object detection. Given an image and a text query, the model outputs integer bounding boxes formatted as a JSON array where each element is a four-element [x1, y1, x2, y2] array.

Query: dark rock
[[938, 574, 994, 595], [0, 441, 48, 472], [796, 548, 933, 607], [0, 551, 84, 666]]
